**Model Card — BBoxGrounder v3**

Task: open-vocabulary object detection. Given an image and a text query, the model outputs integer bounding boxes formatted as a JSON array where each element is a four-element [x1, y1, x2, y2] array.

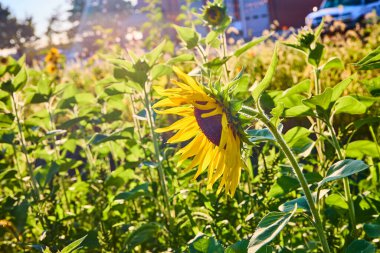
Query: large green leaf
[[268, 176, 299, 198], [331, 76, 355, 101], [280, 79, 310, 98], [13, 66, 27, 91], [189, 235, 224, 253], [279, 189, 329, 213], [60, 235, 87, 253], [173, 25, 199, 49], [126, 223, 161, 249], [145, 40, 166, 67], [114, 183, 149, 201], [234, 34, 271, 57], [319, 57, 344, 72], [364, 223, 380, 238], [303, 87, 332, 110], [325, 193, 348, 210], [333, 96, 367, 115], [346, 240, 376, 253], [307, 42, 324, 67], [248, 206, 297, 253], [354, 45, 380, 70], [346, 140, 380, 159], [247, 128, 275, 143], [252, 43, 278, 103], [361, 76, 380, 97], [225, 240, 249, 253], [318, 159, 368, 187]]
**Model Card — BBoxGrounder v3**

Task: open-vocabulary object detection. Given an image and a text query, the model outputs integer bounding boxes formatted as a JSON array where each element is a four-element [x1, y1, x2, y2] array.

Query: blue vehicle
[[306, 0, 380, 28]]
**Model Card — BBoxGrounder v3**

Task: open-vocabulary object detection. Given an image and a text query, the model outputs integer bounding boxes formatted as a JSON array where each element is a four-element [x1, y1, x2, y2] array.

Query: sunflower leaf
[[252, 43, 278, 104], [248, 205, 297, 253]]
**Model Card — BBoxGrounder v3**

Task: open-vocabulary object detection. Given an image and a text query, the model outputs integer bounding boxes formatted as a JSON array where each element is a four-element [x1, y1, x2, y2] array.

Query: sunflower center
[[194, 108, 222, 146]]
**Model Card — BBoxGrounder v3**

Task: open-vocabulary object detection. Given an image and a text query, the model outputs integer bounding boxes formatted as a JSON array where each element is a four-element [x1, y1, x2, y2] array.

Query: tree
[[0, 3, 37, 52]]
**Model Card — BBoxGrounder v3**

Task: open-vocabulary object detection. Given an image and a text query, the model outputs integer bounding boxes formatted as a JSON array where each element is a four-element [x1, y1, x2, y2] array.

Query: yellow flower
[[154, 67, 243, 196], [45, 47, 60, 63], [46, 63, 57, 74]]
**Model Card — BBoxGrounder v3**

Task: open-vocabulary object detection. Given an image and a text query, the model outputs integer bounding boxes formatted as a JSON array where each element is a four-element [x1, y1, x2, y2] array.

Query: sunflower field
[[1, 1, 380, 252]]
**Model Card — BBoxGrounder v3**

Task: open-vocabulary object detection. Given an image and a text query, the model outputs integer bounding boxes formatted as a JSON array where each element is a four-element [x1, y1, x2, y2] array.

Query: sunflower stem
[[142, 85, 173, 229], [11, 92, 40, 201], [255, 111, 331, 253], [326, 121, 356, 235]]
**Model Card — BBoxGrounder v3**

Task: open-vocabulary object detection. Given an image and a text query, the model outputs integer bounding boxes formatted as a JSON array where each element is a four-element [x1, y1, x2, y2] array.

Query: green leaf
[[346, 140, 380, 159], [268, 176, 299, 197], [0, 132, 14, 144], [308, 42, 324, 67], [151, 64, 172, 80], [364, 223, 380, 238], [346, 240, 376, 253], [145, 40, 166, 67], [126, 223, 161, 249], [281, 79, 310, 98], [60, 235, 87, 253], [252, 43, 278, 103], [204, 56, 231, 69], [319, 57, 344, 72], [13, 66, 28, 91], [361, 76, 380, 97], [303, 87, 332, 110], [325, 193, 348, 209], [89, 132, 130, 145], [225, 240, 249, 253], [248, 206, 297, 253], [114, 183, 149, 201], [234, 33, 271, 57], [279, 189, 329, 213], [284, 105, 313, 117], [333, 96, 367, 115], [331, 76, 355, 101], [166, 54, 194, 65], [247, 128, 275, 143], [318, 159, 369, 187], [313, 18, 325, 44], [173, 25, 199, 49], [354, 45, 380, 70], [189, 235, 224, 253]]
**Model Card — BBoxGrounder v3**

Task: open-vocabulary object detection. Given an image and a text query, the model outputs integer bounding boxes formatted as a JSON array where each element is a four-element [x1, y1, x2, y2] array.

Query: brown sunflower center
[[194, 108, 222, 146]]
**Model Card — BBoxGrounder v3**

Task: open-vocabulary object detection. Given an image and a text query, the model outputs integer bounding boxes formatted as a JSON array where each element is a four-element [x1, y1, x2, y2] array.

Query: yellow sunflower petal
[[155, 116, 194, 133], [173, 66, 204, 93]]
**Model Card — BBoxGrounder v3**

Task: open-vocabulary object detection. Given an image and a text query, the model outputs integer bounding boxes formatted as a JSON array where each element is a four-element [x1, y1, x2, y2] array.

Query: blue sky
[[0, 0, 70, 36]]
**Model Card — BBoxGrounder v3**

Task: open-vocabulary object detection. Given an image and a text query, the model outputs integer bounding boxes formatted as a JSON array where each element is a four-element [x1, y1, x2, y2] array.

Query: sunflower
[[202, 2, 228, 28], [154, 67, 243, 196]]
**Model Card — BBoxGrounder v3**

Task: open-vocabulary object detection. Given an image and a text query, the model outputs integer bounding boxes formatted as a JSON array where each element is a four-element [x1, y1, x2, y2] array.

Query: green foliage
[[1, 2, 380, 253]]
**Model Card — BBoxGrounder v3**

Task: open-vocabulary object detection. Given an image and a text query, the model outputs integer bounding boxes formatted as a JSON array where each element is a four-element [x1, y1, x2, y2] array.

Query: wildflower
[[202, 2, 228, 28], [154, 67, 244, 196], [45, 47, 60, 63], [0, 56, 8, 65], [46, 63, 57, 74]]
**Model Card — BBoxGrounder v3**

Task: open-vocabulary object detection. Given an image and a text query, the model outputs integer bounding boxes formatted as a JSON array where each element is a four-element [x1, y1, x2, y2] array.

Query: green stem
[[326, 122, 356, 233], [142, 85, 172, 228], [256, 111, 331, 253], [11, 93, 40, 200], [47, 101, 70, 213], [313, 68, 325, 167]]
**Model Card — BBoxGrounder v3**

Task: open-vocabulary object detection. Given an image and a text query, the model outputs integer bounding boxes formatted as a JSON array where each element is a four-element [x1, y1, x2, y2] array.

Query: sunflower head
[[202, 2, 229, 29], [0, 56, 8, 65], [296, 27, 315, 49], [46, 63, 57, 74], [45, 47, 60, 63], [154, 67, 246, 196]]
